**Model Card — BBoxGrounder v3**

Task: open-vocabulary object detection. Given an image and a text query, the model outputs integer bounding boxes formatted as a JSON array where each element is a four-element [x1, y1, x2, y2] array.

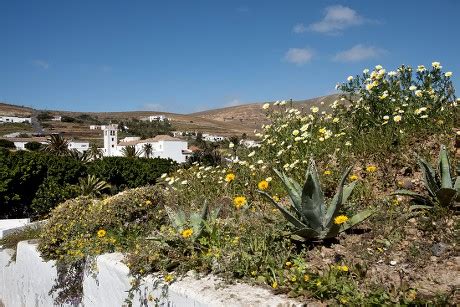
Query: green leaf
[[273, 168, 302, 217], [165, 206, 186, 231], [438, 145, 453, 189], [258, 190, 307, 229], [392, 189, 430, 203], [337, 209, 374, 233], [299, 160, 324, 230], [291, 227, 320, 240], [409, 204, 434, 211], [454, 176, 460, 192], [325, 166, 354, 227], [435, 187, 457, 207], [417, 156, 439, 197]]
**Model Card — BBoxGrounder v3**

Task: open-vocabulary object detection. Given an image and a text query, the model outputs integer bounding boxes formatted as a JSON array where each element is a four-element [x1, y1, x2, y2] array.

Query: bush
[[0, 139, 15, 149], [0, 151, 87, 218], [25, 141, 43, 151], [88, 157, 177, 190]]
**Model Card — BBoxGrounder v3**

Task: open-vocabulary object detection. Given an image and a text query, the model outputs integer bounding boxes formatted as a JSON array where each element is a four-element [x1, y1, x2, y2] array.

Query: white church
[[101, 124, 190, 163]]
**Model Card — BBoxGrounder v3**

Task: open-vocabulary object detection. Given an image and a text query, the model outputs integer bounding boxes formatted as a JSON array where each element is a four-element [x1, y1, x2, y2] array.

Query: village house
[[1, 137, 89, 152], [202, 133, 226, 142], [0, 116, 32, 124], [101, 125, 189, 163]]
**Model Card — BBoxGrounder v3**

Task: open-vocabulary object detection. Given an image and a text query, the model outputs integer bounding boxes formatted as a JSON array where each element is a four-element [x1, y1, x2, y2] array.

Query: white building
[[101, 126, 189, 163], [140, 115, 169, 122], [68, 141, 90, 153], [202, 133, 226, 142], [0, 116, 32, 124], [51, 116, 62, 121]]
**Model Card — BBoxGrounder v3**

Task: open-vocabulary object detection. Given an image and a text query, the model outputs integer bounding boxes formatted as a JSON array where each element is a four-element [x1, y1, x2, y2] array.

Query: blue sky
[[1, 0, 459, 113]]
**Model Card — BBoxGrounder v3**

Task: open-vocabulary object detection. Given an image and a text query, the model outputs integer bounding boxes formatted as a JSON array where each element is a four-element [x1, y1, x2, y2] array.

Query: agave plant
[[393, 145, 459, 209], [258, 159, 373, 240], [77, 175, 111, 196], [165, 202, 220, 242]]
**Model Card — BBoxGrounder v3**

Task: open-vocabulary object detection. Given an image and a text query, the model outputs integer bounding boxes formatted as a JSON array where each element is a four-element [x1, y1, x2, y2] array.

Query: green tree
[[121, 145, 140, 158], [25, 141, 43, 151], [143, 143, 153, 158], [76, 175, 111, 196], [43, 134, 70, 156], [0, 139, 15, 149]]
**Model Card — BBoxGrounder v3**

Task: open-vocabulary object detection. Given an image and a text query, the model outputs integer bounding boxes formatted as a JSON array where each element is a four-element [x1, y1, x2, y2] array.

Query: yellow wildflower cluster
[[233, 196, 247, 209], [334, 215, 349, 225]]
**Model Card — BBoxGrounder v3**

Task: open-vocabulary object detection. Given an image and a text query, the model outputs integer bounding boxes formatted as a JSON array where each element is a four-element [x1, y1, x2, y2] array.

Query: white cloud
[[333, 44, 386, 62], [293, 23, 308, 33], [302, 5, 365, 34], [32, 60, 49, 69], [284, 48, 314, 66]]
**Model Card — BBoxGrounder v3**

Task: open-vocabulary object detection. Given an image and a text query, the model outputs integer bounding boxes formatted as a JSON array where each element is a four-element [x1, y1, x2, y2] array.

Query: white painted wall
[[0, 116, 32, 124], [68, 141, 89, 152], [0, 240, 300, 307]]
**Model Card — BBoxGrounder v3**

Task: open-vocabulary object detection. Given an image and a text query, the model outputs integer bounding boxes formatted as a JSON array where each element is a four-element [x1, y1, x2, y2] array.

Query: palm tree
[[88, 143, 103, 160], [143, 143, 153, 158], [69, 149, 91, 163], [43, 134, 70, 156], [121, 145, 140, 158], [77, 175, 111, 196]]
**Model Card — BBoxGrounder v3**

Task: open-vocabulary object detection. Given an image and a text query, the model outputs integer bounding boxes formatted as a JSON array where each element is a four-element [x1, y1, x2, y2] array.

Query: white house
[[51, 116, 62, 121], [101, 126, 188, 163], [68, 141, 90, 153], [0, 116, 32, 124], [140, 115, 169, 122], [202, 133, 226, 142]]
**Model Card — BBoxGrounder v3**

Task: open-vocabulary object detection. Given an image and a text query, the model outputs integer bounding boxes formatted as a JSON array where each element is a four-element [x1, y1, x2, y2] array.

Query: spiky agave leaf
[[300, 160, 325, 230], [324, 209, 374, 239], [273, 169, 302, 217], [454, 176, 460, 192], [258, 191, 308, 229], [165, 206, 187, 232], [417, 156, 439, 197], [324, 166, 354, 228], [189, 202, 209, 238], [438, 145, 453, 189]]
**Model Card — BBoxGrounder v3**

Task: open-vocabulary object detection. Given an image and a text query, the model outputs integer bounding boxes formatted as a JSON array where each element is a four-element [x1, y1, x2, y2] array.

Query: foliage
[[0, 150, 86, 218], [88, 156, 177, 190], [76, 175, 111, 196], [143, 143, 153, 158], [43, 134, 70, 156], [121, 145, 140, 158], [37, 112, 53, 121], [393, 144, 459, 209], [0, 139, 15, 148], [259, 160, 373, 240], [0, 223, 43, 260], [120, 119, 173, 139], [24, 141, 43, 151]]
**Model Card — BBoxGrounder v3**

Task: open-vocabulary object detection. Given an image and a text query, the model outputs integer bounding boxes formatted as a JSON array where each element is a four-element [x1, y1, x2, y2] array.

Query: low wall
[[1, 241, 301, 306]]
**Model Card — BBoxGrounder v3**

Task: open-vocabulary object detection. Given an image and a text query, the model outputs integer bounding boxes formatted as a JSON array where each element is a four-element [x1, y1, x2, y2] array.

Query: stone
[[430, 242, 448, 257]]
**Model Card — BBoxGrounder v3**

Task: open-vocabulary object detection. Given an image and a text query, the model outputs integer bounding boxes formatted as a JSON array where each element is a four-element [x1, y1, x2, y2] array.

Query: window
[[112, 138, 114, 142]]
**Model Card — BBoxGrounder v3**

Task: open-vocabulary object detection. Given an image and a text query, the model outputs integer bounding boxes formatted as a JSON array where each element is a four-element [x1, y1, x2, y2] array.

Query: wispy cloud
[[32, 59, 49, 69], [224, 99, 243, 107], [284, 48, 314, 66], [295, 5, 367, 34], [333, 44, 386, 62]]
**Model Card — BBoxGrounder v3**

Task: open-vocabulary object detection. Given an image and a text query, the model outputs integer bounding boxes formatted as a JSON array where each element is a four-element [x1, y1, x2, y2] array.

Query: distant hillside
[[190, 94, 340, 131], [0, 94, 340, 140], [0, 102, 34, 116]]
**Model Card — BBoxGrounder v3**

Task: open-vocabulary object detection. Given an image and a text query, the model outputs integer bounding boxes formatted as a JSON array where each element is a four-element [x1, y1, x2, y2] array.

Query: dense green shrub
[[88, 157, 176, 190], [0, 139, 15, 148], [0, 150, 86, 218], [25, 141, 43, 151], [0, 150, 177, 218]]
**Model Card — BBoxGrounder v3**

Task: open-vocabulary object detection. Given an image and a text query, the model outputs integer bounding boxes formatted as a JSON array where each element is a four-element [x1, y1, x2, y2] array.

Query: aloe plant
[[165, 202, 220, 241], [393, 145, 459, 209], [258, 159, 373, 240]]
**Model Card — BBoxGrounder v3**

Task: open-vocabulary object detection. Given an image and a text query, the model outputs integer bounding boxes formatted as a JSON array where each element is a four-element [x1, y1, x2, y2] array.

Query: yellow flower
[[258, 180, 269, 190], [285, 261, 292, 267], [393, 115, 402, 122], [251, 270, 257, 276], [334, 215, 349, 225], [303, 274, 310, 282], [340, 297, 348, 304], [272, 195, 280, 202], [316, 280, 322, 287], [145, 200, 152, 206], [290, 276, 297, 282], [366, 165, 377, 173], [233, 196, 247, 209], [272, 281, 278, 289], [97, 229, 106, 238], [225, 173, 236, 182], [164, 274, 174, 283], [181, 228, 193, 239], [323, 170, 332, 175], [337, 265, 349, 272], [349, 174, 359, 181]]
